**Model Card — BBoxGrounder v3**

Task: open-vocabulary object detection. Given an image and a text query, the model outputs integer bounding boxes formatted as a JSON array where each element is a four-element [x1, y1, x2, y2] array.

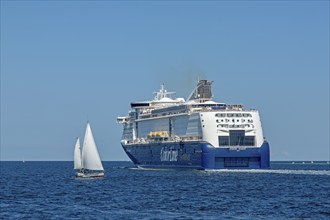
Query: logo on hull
[[160, 147, 178, 161]]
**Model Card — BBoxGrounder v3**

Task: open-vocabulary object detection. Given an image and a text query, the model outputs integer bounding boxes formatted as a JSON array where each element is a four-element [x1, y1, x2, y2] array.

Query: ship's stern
[[201, 141, 270, 169]]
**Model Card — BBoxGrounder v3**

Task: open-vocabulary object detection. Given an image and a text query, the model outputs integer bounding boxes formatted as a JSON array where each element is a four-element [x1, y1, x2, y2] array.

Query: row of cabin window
[[217, 124, 254, 128], [216, 119, 253, 123], [215, 113, 252, 118]]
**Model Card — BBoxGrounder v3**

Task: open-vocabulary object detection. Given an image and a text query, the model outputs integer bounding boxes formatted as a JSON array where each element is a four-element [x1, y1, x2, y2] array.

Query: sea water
[[1, 161, 329, 219]]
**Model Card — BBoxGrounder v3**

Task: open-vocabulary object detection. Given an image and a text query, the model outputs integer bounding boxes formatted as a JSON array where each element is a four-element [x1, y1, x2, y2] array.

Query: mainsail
[[82, 123, 104, 171], [73, 138, 82, 170]]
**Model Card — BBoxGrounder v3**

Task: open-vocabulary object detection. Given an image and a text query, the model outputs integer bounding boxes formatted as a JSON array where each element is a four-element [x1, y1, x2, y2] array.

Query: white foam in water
[[129, 166, 173, 171], [205, 169, 330, 175]]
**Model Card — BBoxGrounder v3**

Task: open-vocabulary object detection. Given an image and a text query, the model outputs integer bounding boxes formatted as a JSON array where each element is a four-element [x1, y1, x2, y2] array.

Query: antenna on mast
[[153, 84, 176, 100]]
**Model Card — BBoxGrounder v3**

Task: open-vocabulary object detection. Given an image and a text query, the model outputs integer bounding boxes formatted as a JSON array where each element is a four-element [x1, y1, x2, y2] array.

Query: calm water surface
[[1, 161, 329, 219]]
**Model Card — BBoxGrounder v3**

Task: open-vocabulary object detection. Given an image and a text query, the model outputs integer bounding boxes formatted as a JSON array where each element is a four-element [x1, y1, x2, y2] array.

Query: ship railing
[[188, 106, 255, 113], [137, 106, 259, 120], [226, 145, 259, 150]]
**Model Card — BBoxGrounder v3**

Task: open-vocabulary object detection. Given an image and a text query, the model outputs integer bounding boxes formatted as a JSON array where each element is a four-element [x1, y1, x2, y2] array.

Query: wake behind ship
[[117, 80, 270, 169]]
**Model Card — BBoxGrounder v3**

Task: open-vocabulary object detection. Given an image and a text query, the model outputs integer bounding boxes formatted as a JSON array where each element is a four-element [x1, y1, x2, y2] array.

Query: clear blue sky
[[1, 1, 329, 161]]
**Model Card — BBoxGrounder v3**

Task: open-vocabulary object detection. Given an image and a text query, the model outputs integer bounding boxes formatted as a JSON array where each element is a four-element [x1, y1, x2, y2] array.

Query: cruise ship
[[117, 80, 270, 169]]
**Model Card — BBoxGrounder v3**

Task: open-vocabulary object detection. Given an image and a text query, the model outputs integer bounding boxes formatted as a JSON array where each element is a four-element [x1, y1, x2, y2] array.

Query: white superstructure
[[118, 81, 264, 150]]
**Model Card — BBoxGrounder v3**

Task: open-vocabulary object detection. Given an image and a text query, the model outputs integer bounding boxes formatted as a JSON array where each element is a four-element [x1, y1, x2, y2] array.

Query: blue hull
[[122, 141, 270, 169]]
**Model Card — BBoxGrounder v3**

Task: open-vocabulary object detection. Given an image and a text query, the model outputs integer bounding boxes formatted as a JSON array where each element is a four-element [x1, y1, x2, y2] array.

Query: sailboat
[[74, 122, 104, 178]]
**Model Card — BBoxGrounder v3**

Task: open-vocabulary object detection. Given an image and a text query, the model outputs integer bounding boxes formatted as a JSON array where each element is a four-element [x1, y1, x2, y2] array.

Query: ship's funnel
[[187, 80, 213, 103]]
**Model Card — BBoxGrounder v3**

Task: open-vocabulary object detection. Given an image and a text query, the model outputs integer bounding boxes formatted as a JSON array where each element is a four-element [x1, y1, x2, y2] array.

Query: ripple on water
[[0, 161, 329, 219]]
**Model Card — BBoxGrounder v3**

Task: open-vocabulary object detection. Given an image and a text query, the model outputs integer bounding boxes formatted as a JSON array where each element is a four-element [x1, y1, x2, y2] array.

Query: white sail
[[73, 138, 82, 170], [82, 123, 104, 171]]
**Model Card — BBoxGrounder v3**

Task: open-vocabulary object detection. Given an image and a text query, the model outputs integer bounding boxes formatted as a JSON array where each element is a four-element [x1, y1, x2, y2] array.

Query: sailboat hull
[[76, 172, 105, 178]]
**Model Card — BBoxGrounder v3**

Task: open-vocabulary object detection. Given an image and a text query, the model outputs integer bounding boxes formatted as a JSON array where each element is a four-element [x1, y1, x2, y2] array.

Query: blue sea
[[1, 161, 329, 219]]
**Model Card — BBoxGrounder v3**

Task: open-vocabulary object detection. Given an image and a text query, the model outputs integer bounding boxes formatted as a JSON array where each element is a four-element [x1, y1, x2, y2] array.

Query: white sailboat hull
[[76, 171, 104, 178]]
